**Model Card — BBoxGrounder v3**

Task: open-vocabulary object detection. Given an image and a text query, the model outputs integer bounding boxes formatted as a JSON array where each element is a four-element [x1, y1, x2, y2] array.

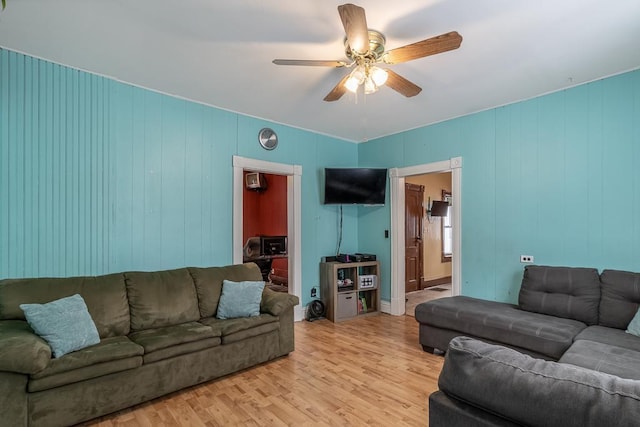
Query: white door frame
[[232, 156, 304, 321], [387, 157, 462, 316]]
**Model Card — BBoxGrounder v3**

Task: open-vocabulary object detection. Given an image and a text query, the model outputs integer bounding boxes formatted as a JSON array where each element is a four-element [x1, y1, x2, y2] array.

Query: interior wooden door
[[405, 183, 424, 293]]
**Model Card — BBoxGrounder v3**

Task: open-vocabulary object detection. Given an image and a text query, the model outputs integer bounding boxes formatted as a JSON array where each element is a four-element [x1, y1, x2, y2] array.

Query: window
[[441, 190, 452, 262]]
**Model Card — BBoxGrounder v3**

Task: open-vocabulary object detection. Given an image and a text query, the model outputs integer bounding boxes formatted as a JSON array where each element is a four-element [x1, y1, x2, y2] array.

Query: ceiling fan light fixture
[[345, 65, 366, 93], [364, 76, 378, 94], [345, 76, 360, 93], [370, 67, 388, 86]]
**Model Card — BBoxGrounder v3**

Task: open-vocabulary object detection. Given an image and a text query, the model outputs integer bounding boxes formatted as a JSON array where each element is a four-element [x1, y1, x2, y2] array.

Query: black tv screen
[[430, 200, 450, 217], [324, 168, 387, 205]]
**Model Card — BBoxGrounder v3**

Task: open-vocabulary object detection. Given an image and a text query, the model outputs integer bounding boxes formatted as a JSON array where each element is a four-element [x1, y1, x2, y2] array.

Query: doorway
[[232, 156, 304, 321], [243, 172, 289, 293], [404, 183, 424, 294], [404, 173, 453, 316], [388, 157, 462, 316]]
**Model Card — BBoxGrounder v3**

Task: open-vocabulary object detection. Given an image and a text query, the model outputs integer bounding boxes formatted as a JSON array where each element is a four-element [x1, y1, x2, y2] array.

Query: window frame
[[441, 190, 452, 263]]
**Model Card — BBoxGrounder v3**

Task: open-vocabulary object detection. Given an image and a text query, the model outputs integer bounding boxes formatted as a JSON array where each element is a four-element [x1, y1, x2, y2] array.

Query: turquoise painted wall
[[359, 69, 640, 303], [3, 47, 640, 307], [0, 49, 357, 306]]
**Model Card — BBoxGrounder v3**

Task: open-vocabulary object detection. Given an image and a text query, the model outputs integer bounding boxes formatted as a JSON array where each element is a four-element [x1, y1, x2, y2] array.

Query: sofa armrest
[[261, 288, 299, 316], [0, 320, 51, 374], [439, 337, 640, 427]]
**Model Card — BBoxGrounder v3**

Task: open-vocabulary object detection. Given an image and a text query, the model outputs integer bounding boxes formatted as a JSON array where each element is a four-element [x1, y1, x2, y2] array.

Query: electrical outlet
[[311, 287, 317, 298], [520, 255, 534, 263]]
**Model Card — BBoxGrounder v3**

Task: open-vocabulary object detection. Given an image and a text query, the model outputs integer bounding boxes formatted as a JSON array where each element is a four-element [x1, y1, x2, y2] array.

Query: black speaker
[[306, 299, 325, 321]]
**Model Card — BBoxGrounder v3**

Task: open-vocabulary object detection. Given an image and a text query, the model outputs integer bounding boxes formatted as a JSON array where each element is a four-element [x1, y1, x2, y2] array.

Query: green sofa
[[0, 263, 299, 427]]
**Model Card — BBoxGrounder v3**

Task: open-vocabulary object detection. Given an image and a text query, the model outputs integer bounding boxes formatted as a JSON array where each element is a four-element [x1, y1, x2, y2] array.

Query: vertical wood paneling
[[0, 50, 8, 275], [634, 74, 640, 264], [562, 84, 590, 266], [184, 102, 204, 264], [361, 69, 640, 302], [0, 50, 112, 278], [160, 96, 186, 268], [601, 73, 635, 269], [2, 46, 639, 304]]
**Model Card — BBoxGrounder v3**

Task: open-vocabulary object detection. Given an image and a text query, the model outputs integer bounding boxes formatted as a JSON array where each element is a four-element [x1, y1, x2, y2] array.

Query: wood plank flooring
[[80, 314, 444, 427]]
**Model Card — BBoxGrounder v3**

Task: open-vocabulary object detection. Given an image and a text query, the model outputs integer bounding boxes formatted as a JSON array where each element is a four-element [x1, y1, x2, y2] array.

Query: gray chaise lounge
[[416, 265, 640, 426]]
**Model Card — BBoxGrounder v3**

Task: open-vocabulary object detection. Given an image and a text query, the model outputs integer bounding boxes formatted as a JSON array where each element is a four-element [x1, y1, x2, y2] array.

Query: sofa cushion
[[416, 296, 586, 359], [216, 280, 265, 319], [627, 308, 640, 336], [599, 269, 640, 329], [518, 265, 600, 325], [28, 336, 144, 392], [559, 339, 640, 380], [0, 320, 51, 374], [200, 314, 279, 344], [125, 268, 200, 331], [439, 336, 640, 427], [189, 263, 263, 318], [0, 273, 129, 337], [20, 294, 100, 358], [575, 325, 640, 353], [129, 321, 221, 364], [129, 321, 220, 352]]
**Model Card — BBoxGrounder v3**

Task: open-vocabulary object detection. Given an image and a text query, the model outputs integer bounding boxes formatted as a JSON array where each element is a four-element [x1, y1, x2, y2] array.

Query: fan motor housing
[[344, 29, 386, 61]]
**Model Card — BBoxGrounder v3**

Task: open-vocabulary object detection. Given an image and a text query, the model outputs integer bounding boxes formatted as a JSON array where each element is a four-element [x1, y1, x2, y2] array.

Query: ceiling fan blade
[[384, 31, 463, 64], [273, 59, 347, 67], [338, 3, 369, 55], [385, 70, 422, 97], [324, 73, 352, 102]]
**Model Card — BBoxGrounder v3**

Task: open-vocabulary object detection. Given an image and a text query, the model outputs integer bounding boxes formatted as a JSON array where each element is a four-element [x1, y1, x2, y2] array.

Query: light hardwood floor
[[405, 284, 452, 317], [80, 314, 444, 427]]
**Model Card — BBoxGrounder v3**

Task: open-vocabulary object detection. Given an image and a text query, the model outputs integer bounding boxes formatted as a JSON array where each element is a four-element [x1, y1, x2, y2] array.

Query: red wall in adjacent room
[[243, 172, 288, 278]]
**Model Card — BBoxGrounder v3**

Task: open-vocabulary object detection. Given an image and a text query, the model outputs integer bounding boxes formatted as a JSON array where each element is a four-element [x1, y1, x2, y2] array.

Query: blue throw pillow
[[216, 280, 265, 320], [626, 307, 640, 337], [20, 294, 100, 358]]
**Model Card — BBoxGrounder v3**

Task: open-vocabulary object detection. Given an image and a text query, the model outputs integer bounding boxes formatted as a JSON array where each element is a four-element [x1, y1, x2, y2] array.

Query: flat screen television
[[324, 168, 387, 205], [430, 200, 450, 217]]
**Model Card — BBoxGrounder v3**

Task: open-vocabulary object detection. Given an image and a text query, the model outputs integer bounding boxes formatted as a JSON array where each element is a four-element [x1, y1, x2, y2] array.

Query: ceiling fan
[[273, 3, 462, 102]]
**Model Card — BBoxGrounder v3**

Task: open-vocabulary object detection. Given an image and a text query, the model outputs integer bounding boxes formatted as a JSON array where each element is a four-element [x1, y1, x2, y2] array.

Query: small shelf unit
[[320, 260, 381, 322]]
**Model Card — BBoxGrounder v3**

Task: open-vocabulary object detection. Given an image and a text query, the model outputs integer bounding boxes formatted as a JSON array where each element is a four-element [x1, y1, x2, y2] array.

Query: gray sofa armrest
[[439, 337, 640, 427], [0, 320, 51, 374], [260, 288, 299, 316]]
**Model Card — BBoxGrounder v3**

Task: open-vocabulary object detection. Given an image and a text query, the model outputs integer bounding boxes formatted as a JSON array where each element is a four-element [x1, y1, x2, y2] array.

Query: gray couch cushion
[[189, 263, 263, 318], [0, 273, 130, 337], [518, 265, 600, 325], [559, 339, 640, 380], [599, 269, 640, 329], [28, 336, 143, 392], [128, 322, 222, 362], [199, 313, 279, 344], [129, 321, 220, 353], [439, 336, 640, 427], [125, 268, 200, 331], [576, 325, 640, 353], [415, 296, 586, 359]]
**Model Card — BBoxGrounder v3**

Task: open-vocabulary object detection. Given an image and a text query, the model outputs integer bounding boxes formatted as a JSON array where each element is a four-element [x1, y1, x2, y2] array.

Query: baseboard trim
[[381, 300, 391, 314], [422, 276, 452, 289]]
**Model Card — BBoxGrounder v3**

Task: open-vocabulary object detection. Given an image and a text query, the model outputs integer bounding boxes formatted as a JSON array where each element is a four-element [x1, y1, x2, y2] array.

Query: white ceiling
[[1, 0, 639, 142]]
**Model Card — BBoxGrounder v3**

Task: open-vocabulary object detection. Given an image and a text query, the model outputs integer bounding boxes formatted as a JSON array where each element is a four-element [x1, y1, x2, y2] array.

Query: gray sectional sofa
[[415, 265, 640, 426], [0, 263, 299, 427]]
